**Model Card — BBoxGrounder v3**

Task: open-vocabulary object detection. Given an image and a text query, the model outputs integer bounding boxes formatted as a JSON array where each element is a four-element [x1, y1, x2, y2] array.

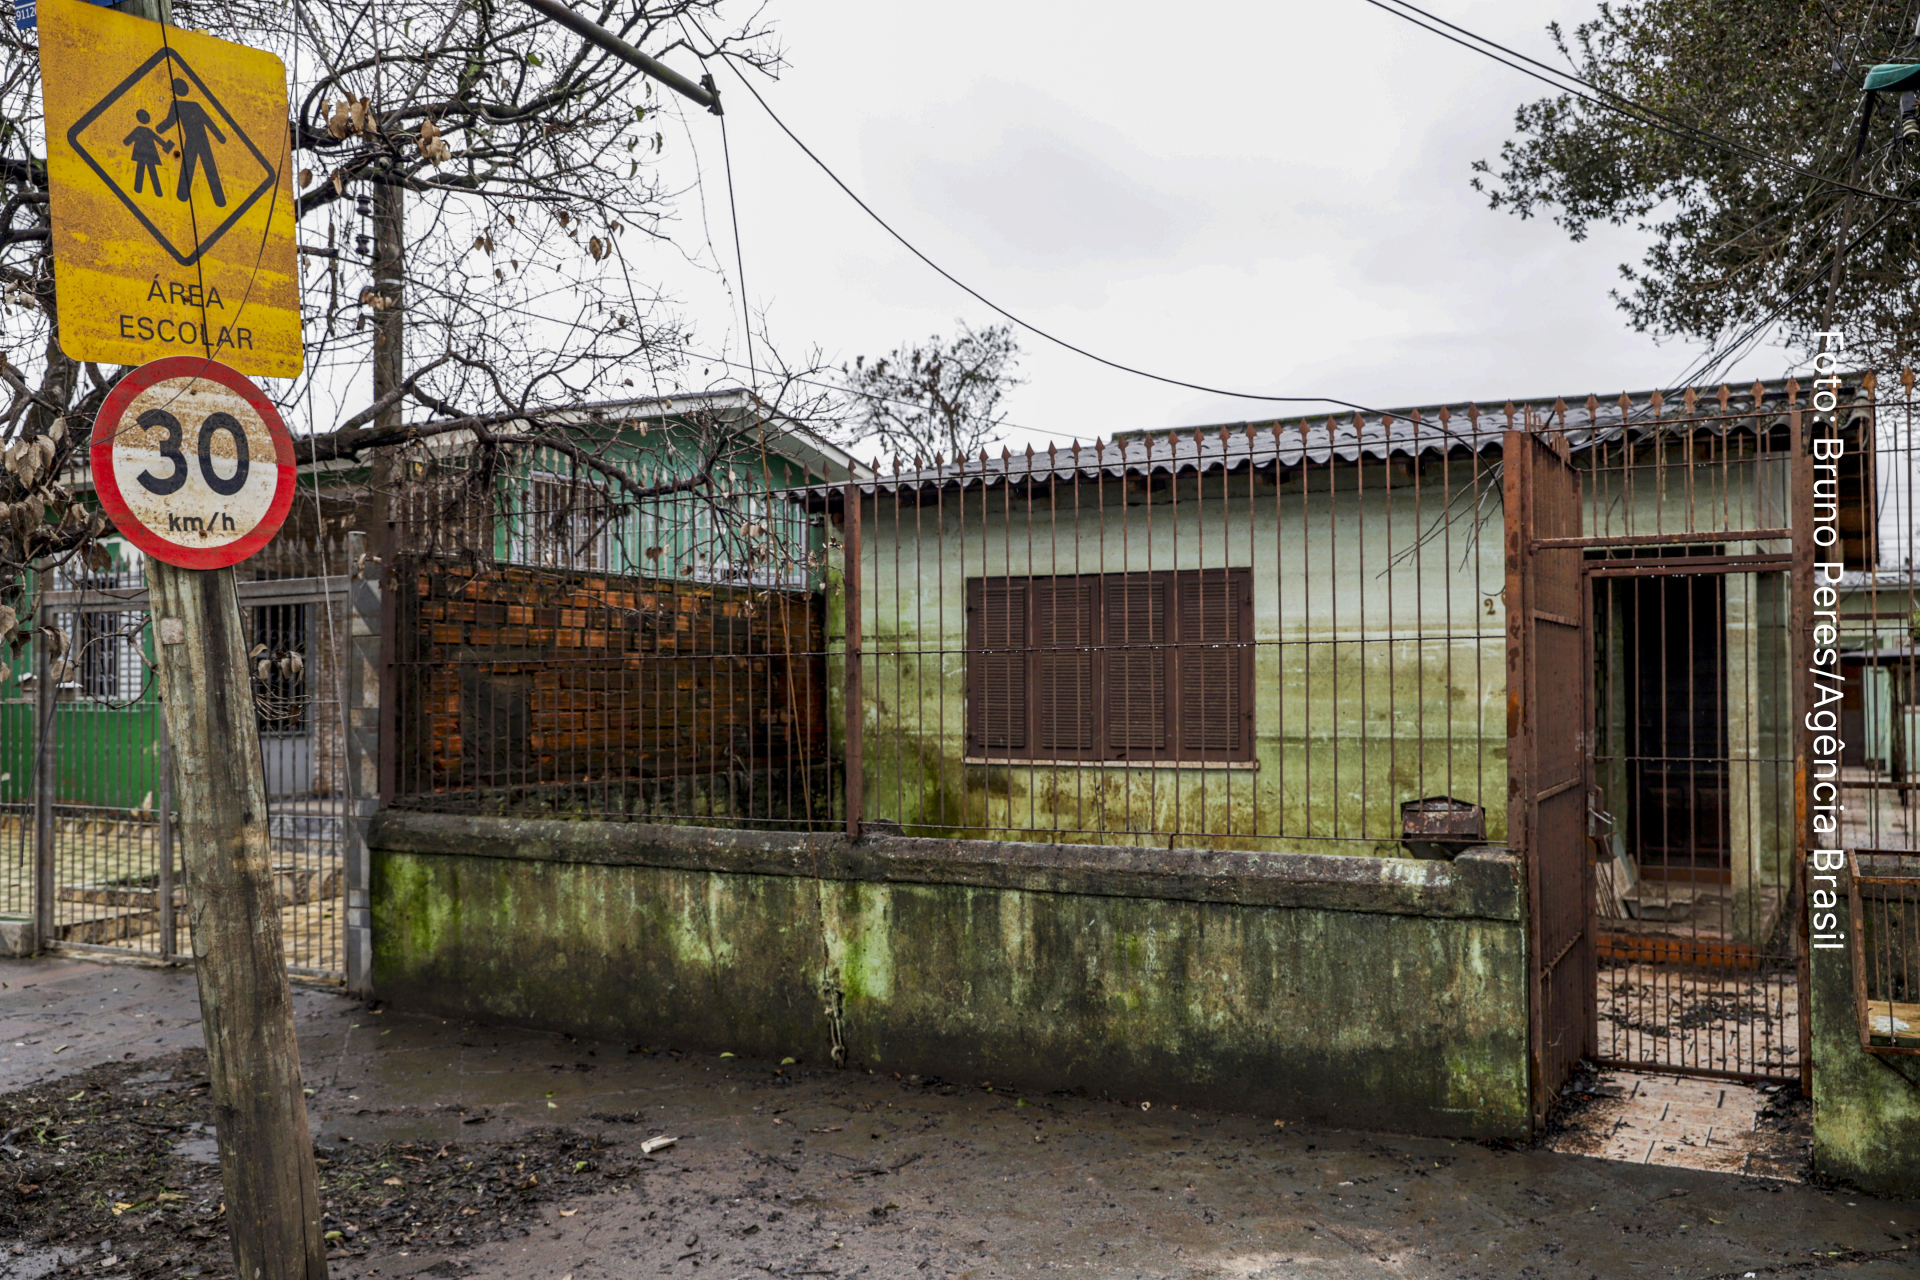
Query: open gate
[[1506, 427, 1594, 1126], [1509, 390, 1816, 1115]]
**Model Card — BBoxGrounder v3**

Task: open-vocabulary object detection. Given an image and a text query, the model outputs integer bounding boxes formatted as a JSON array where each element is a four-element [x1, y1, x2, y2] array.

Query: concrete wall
[[1811, 896, 1920, 1196], [368, 811, 1531, 1139]]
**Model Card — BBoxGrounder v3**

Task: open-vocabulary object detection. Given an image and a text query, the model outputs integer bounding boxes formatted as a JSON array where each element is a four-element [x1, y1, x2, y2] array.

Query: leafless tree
[[0, 0, 808, 659], [840, 322, 1021, 464]]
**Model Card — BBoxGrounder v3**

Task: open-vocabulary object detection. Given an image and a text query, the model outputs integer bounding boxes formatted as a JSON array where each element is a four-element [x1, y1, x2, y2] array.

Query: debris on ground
[[0, 1049, 637, 1277]]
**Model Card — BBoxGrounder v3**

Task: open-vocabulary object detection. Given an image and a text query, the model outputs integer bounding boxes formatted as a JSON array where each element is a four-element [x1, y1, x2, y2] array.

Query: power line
[[710, 59, 1387, 417]]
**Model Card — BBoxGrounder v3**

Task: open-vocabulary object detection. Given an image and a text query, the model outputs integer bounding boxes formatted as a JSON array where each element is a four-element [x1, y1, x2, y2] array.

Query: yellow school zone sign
[[40, 0, 302, 377]]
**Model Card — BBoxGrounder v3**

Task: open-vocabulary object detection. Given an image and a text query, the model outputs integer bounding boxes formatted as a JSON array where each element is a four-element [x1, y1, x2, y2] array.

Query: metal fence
[[385, 438, 838, 827], [839, 423, 1511, 854], [379, 416, 1518, 851], [362, 378, 1920, 1090], [1836, 374, 1920, 1063], [1850, 852, 1920, 1055], [3, 559, 355, 979]]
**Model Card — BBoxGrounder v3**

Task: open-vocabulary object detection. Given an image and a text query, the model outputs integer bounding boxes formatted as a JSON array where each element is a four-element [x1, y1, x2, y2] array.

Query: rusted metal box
[[1400, 796, 1487, 861]]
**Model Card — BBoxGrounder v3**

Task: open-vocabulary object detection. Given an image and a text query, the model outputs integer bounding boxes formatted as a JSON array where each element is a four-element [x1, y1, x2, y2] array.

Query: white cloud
[[642, 0, 1796, 449]]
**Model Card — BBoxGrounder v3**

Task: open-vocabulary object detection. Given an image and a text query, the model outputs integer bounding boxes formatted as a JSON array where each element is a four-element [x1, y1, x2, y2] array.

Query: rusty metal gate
[[1586, 558, 1799, 1081], [7, 563, 362, 982], [1551, 384, 1811, 1088], [1506, 427, 1594, 1124]]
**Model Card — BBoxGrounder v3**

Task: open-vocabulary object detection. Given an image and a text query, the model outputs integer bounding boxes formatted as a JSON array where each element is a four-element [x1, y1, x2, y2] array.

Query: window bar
[[1272, 423, 1286, 848]]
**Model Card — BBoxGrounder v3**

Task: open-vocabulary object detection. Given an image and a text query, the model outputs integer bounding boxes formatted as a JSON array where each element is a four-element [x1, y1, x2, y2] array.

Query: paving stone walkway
[[1547, 1070, 1810, 1179]]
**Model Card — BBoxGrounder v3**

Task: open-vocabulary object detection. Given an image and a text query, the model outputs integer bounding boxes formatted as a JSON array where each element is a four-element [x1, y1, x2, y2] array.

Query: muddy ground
[[1, 957, 1916, 1280]]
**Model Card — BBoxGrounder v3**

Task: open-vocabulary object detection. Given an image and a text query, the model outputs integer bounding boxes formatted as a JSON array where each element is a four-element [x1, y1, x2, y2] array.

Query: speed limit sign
[[91, 356, 296, 569]]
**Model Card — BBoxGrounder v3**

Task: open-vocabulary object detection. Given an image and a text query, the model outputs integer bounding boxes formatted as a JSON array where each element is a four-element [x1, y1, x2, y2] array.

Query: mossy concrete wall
[[369, 812, 1531, 1139], [1811, 917, 1920, 1196]]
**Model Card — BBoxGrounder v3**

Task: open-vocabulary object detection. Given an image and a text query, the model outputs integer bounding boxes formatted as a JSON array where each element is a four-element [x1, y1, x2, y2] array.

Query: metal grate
[[1850, 853, 1920, 1054], [3, 563, 354, 981]]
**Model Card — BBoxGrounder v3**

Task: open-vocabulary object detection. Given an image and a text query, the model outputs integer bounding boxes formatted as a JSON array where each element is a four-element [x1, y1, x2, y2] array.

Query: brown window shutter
[[1175, 572, 1249, 758], [1033, 578, 1097, 756], [967, 578, 1028, 752], [1104, 578, 1167, 756]]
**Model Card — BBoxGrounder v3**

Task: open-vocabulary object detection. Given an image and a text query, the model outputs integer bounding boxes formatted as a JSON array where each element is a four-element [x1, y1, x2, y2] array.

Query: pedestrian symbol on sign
[[121, 109, 174, 196], [41, 0, 303, 376], [155, 80, 229, 206], [67, 49, 275, 266]]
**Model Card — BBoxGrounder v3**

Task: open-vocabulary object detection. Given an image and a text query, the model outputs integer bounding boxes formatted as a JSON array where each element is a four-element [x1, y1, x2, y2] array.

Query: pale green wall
[[846, 464, 1509, 855]]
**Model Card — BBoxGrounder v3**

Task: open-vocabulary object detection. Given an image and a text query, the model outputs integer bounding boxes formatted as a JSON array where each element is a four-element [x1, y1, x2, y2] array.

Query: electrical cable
[[1358, 0, 1900, 202], [708, 58, 1387, 416]]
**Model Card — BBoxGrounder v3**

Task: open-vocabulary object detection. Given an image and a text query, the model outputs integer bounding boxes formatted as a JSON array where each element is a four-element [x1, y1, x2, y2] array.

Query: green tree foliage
[[1473, 1, 1920, 370]]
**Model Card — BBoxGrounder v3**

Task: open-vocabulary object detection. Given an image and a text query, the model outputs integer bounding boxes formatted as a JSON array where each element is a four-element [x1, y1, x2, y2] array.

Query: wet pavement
[[2, 955, 1916, 1279]]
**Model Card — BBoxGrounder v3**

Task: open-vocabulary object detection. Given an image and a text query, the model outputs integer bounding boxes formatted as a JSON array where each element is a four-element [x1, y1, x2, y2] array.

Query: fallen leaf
[[381, 1177, 403, 1187], [110, 1202, 133, 1216]]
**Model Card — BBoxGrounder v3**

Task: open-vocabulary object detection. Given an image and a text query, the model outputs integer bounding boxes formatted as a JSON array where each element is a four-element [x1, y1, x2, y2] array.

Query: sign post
[[90, 357, 326, 1279], [47, 0, 324, 1259]]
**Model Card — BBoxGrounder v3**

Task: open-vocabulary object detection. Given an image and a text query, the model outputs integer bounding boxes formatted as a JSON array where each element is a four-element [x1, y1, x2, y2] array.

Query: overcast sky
[[640, 0, 1798, 455]]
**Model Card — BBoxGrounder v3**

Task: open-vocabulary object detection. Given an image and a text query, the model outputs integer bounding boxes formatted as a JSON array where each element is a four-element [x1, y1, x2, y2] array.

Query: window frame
[[965, 567, 1255, 765], [513, 470, 617, 570]]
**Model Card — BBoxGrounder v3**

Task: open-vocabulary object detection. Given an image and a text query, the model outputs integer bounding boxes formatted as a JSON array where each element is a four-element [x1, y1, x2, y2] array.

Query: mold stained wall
[[367, 818, 1532, 1139], [844, 459, 1509, 854], [1812, 944, 1920, 1195]]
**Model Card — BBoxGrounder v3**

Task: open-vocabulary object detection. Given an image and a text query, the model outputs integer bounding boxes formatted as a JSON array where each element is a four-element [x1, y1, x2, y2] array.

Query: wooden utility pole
[[149, 564, 330, 1279], [44, 1, 327, 1267], [371, 183, 405, 425]]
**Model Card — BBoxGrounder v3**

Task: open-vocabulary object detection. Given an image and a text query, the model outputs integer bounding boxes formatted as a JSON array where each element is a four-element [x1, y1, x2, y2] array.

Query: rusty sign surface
[[90, 356, 296, 569], [40, 0, 301, 376]]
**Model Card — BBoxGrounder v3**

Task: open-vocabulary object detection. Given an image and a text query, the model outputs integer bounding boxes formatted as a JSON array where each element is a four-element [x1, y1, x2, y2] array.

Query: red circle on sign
[[90, 356, 297, 570]]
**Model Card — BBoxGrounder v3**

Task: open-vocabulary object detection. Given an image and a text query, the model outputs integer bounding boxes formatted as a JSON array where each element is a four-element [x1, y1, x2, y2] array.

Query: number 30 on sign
[[91, 356, 296, 569]]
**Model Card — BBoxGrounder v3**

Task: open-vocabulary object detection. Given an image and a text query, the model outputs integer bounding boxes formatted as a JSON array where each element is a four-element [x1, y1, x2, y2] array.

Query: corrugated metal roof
[[842, 376, 1872, 495]]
